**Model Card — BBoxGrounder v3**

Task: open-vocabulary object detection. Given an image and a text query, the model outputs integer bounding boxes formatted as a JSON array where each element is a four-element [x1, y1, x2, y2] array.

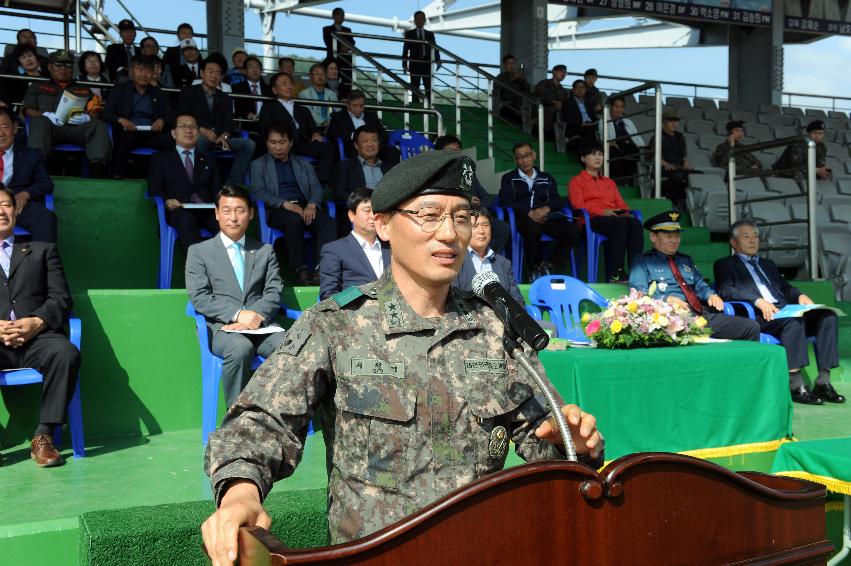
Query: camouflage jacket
[[534, 78, 568, 108], [205, 269, 591, 543], [711, 141, 764, 172], [773, 141, 827, 174], [23, 79, 94, 114]]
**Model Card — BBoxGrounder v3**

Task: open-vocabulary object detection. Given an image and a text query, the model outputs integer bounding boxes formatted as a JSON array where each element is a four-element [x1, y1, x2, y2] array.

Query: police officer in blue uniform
[[629, 210, 760, 341]]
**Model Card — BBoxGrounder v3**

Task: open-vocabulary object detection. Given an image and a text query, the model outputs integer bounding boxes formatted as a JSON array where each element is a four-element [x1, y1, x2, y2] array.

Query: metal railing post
[[75, 1, 82, 54], [376, 73, 383, 120], [728, 158, 738, 225], [654, 86, 663, 199], [602, 104, 610, 178], [437, 111, 444, 137], [806, 139, 818, 279], [404, 89, 410, 131], [455, 62, 461, 140], [538, 103, 544, 172], [487, 79, 494, 160], [429, 45, 435, 110]]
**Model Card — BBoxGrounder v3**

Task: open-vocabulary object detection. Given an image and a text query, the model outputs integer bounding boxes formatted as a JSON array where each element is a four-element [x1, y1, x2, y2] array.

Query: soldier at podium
[[202, 151, 605, 563]]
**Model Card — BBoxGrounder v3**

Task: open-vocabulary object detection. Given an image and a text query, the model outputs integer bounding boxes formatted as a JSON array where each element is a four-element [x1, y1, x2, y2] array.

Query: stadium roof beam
[[549, 19, 700, 49]]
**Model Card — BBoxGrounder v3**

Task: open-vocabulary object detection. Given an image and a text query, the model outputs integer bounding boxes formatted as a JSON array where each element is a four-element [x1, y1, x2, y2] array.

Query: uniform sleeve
[[205, 311, 331, 505], [628, 256, 651, 292]]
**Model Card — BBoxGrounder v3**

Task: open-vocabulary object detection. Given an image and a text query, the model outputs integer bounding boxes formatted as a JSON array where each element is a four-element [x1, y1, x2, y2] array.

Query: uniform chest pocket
[[334, 375, 416, 489]]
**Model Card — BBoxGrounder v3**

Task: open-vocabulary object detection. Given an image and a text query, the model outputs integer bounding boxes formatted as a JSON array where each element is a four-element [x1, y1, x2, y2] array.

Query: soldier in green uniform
[[22, 50, 111, 177], [772, 120, 831, 181], [710, 120, 764, 174], [202, 151, 604, 565]]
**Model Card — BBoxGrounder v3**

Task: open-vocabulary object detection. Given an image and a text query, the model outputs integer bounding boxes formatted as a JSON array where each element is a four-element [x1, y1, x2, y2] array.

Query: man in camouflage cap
[[773, 120, 831, 181], [23, 50, 111, 177], [202, 151, 604, 564]]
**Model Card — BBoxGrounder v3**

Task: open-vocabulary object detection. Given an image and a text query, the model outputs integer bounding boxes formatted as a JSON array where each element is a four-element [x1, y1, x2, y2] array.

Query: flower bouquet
[[581, 286, 711, 349]]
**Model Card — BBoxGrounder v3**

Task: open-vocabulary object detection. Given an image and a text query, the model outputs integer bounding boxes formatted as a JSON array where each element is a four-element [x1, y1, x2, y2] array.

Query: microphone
[[472, 271, 549, 352]]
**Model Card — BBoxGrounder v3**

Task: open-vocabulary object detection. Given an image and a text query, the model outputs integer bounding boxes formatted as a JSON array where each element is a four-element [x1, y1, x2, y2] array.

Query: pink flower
[[585, 319, 601, 336]]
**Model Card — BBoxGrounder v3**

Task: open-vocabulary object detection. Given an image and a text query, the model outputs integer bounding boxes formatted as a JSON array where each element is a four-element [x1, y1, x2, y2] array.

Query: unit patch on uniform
[[464, 358, 507, 373], [351, 358, 404, 378], [280, 329, 310, 356], [488, 425, 508, 459]]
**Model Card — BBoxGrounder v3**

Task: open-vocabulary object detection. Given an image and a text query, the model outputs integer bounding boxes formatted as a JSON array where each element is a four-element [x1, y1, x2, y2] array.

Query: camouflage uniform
[[206, 269, 594, 543], [23, 80, 111, 163], [711, 140, 764, 172], [772, 141, 828, 179], [534, 78, 568, 133]]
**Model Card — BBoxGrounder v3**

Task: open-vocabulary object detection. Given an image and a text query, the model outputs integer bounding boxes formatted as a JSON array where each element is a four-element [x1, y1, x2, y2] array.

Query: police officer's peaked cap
[[806, 120, 826, 132], [725, 120, 745, 132], [49, 50, 73, 64], [371, 151, 475, 213], [643, 210, 683, 232]]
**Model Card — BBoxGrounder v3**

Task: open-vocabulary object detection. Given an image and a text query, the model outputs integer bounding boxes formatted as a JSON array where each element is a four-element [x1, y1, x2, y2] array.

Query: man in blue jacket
[[249, 121, 335, 285], [499, 142, 578, 281], [629, 210, 759, 341]]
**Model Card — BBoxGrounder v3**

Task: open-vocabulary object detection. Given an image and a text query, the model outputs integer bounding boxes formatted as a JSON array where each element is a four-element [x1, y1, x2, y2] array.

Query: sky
[[5, 0, 849, 108]]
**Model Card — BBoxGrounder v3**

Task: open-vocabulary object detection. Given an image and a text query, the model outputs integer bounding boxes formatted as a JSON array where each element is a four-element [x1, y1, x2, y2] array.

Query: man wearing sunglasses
[[23, 50, 111, 178], [203, 151, 604, 563]]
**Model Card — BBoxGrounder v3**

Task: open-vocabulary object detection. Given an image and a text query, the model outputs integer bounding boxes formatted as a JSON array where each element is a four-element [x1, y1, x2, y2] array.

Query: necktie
[[748, 258, 785, 306], [126, 45, 133, 65], [666, 255, 703, 314], [1, 241, 15, 320], [251, 82, 261, 113], [183, 150, 194, 180], [615, 120, 628, 139], [231, 242, 245, 291], [191, 64, 198, 79]]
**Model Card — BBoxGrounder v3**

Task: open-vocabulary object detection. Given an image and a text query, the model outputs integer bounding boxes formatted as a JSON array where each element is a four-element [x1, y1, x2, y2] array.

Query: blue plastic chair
[[387, 129, 434, 160], [0, 317, 85, 458], [13, 194, 54, 238], [186, 301, 265, 445], [502, 206, 578, 284], [149, 195, 215, 289], [256, 200, 336, 271], [723, 300, 818, 348], [337, 138, 346, 161], [25, 117, 90, 177], [576, 208, 643, 283], [528, 275, 608, 341]]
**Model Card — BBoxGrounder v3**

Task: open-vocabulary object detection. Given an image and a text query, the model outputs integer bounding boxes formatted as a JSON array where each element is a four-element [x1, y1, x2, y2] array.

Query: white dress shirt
[[352, 231, 384, 278], [469, 246, 495, 274], [737, 253, 779, 303], [247, 80, 263, 114], [278, 99, 298, 129], [221, 232, 248, 321], [349, 111, 366, 129], [1, 146, 13, 185]]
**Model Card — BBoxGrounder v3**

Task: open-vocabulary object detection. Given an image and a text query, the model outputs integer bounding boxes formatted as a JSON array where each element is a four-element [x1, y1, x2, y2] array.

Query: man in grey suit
[[319, 188, 390, 300], [186, 184, 285, 408], [453, 207, 523, 305], [250, 121, 336, 285]]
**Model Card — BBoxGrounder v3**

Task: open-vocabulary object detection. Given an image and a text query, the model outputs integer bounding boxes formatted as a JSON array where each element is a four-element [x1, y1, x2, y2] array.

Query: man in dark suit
[[319, 187, 390, 300], [0, 29, 49, 74], [105, 19, 138, 81], [402, 11, 440, 104], [0, 107, 57, 242], [185, 184, 284, 408], [232, 55, 271, 136], [163, 23, 194, 72], [327, 89, 400, 164], [0, 183, 79, 467], [101, 56, 175, 179], [257, 72, 335, 185], [714, 219, 845, 405], [178, 56, 255, 184], [170, 38, 203, 90], [453, 207, 523, 305], [322, 7, 354, 100], [147, 114, 223, 253], [249, 121, 336, 285], [561, 79, 597, 154], [332, 126, 394, 200]]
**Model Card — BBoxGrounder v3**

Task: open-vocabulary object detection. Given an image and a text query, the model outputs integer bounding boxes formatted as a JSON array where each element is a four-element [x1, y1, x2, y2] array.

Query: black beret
[[725, 120, 744, 132], [806, 120, 826, 132], [371, 151, 475, 213], [643, 210, 683, 232]]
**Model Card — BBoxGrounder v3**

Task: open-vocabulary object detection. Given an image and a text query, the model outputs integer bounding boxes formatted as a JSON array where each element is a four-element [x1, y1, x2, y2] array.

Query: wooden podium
[[236, 453, 834, 565]]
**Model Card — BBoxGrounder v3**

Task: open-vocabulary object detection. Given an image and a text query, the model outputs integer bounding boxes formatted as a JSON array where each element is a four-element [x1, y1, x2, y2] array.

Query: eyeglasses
[[514, 152, 534, 160], [175, 123, 199, 131], [51, 62, 73, 69], [396, 207, 478, 233]]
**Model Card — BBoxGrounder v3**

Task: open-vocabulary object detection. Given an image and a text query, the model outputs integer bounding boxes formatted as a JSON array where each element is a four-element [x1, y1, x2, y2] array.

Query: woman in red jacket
[[568, 142, 643, 283]]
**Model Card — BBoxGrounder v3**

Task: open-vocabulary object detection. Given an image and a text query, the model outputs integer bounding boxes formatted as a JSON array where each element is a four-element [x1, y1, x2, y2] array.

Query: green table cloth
[[539, 341, 793, 460], [771, 437, 851, 495]]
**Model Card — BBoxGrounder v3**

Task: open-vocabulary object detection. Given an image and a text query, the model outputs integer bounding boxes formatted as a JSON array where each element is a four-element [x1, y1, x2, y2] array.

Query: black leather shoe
[[790, 385, 824, 405], [812, 383, 846, 403]]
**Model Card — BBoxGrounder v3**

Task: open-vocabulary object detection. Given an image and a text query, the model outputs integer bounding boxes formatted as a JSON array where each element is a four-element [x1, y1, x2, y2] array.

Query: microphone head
[[471, 271, 500, 299]]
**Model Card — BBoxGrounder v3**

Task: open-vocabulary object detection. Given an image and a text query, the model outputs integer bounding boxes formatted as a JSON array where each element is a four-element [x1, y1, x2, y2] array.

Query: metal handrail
[[601, 82, 661, 196], [727, 136, 817, 279]]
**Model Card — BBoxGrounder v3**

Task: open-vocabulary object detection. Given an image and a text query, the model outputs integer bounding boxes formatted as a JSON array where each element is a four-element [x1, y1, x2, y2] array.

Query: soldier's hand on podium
[[202, 480, 271, 566]]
